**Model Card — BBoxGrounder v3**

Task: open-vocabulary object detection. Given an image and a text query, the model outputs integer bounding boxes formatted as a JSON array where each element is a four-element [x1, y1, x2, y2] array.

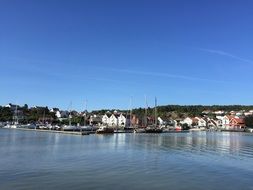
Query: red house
[[229, 117, 245, 130]]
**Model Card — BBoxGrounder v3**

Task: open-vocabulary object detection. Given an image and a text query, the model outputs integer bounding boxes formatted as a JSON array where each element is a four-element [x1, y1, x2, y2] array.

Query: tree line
[[1, 104, 253, 127]]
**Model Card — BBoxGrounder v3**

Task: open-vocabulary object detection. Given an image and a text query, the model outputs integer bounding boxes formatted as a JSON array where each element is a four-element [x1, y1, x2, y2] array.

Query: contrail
[[99, 68, 232, 84], [199, 48, 253, 64]]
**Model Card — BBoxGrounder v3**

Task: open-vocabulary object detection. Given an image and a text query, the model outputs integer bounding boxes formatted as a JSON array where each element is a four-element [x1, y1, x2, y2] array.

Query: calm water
[[1, 129, 253, 190]]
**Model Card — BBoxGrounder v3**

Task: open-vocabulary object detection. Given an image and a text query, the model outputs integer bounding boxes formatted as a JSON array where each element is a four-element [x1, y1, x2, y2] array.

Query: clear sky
[[1, 0, 253, 111]]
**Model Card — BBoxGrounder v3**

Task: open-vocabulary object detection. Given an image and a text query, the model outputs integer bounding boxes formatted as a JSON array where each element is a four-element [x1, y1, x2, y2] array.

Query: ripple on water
[[1, 129, 253, 190]]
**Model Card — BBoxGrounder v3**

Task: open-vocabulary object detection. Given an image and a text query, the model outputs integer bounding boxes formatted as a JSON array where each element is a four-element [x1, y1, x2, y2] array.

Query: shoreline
[[2, 128, 90, 135], [1, 127, 253, 136]]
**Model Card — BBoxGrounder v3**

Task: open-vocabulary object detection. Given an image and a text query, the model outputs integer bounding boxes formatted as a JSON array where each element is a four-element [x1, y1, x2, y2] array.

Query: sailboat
[[96, 124, 114, 134], [79, 100, 93, 131], [134, 95, 147, 133], [124, 97, 135, 132], [9, 104, 20, 128], [3, 104, 27, 129], [145, 97, 163, 133], [38, 110, 48, 129], [63, 102, 77, 131]]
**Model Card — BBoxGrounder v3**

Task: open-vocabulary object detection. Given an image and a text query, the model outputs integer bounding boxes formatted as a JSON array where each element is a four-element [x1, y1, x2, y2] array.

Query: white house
[[180, 117, 193, 126], [245, 112, 253, 116], [118, 114, 126, 127], [4, 104, 11, 108], [216, 115, 230, 129], [55, 111, 61, 118], [214, 110, 225, 115], [158, 117, 166, 125], [109, 114, 118, 126], [194, 117, 207, 127], [102, 114, 110, 125]]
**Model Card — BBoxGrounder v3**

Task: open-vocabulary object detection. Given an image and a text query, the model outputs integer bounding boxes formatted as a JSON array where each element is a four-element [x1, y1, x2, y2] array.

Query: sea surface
[[0, 129, 253, 190]]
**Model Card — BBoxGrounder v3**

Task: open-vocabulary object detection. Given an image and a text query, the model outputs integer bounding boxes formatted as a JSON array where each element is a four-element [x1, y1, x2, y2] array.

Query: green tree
[[245, 115, 253, 128], [0, 107, 12, 122]]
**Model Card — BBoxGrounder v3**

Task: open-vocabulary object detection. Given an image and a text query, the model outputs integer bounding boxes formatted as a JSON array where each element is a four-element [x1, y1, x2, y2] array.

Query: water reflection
[[112, 132, 253, 162], [1, 129, 253, 190]]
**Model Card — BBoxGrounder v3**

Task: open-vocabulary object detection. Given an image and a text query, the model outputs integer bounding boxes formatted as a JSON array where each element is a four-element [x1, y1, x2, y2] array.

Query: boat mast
[[130, 97, 132, 128], [144, 95, 148, 127], [15, 104, 18, 124], [84, 99, 87, 126], [154, 97, 157, 127], [69, 101, 72, 126], [43, 110, 45, 125]]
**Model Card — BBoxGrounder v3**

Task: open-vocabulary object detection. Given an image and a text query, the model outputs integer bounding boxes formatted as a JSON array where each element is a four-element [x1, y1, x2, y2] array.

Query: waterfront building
[[180, 117, 193, 126], [109, 114, 118, 126], [193, 117, 207, 127], [118, 113, 127, 127], [206, 119, 218, 128], [229, 117, 245, 130], [216, 116, 230, 129], [102, 114, 110, 125]]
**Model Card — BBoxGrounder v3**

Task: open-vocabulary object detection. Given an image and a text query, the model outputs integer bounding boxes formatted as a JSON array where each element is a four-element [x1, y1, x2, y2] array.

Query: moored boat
[[145, 126, 163, 133], [80, 125, 93, 131], [143, 97, 163, 133], [134, 128, 146, 133], [62, 125, 77, 131], [96, 126, 114, 134], [124, 126, 135, 132]]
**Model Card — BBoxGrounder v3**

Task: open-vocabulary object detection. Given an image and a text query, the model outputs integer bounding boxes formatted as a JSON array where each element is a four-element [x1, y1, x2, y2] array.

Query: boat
[[78, 100, 93, 132], [134, 128, 146, 133], [144, 97, 163, 133], [9, 104, 20, 128], [96, 126, 114, 134], [52, 125, 61, 130], [37, 110, 53, 130], [62, 125, 77, 131], [124, 126, 135, 131], [175, 126, 182, 131], [63, 102, 77, 131], [9, 124, 18, 129], [124, 97, 135, 132], [25, 124, 37, 129], [3, 124, 11, 128], [145, 125, 163, 133], [80, 125, 93, 131]]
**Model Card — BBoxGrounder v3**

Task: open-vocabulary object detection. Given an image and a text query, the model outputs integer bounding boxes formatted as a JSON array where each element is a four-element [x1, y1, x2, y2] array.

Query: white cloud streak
[[199, 48, 253, 64], [98, 68, 231, 84]]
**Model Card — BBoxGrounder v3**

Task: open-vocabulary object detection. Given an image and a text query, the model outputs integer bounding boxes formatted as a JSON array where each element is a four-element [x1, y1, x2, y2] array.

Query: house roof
[[192, 118, 199, 123], [232, 118, 245, 124]]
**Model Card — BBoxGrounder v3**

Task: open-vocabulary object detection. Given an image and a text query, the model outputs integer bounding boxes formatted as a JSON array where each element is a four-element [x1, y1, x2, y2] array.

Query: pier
[[12, 128, 96, 135]]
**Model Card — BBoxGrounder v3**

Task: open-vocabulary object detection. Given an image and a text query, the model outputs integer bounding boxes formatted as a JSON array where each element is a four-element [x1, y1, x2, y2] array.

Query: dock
[[13, 128, 96, 135]]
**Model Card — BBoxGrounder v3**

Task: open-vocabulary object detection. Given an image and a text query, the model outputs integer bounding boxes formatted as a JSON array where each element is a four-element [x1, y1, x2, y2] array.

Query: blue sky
[[0, 0, 253, 111]]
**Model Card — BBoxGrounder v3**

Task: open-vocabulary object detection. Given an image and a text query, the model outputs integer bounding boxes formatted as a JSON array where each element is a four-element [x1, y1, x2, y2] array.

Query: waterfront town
[[1, 103, 253, 133]]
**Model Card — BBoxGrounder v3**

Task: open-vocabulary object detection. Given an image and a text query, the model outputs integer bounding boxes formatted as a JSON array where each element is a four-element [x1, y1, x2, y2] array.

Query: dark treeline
[[0, 105, 56, 123], [2, 104, 253, 124], [132, 105, 253, 119]]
